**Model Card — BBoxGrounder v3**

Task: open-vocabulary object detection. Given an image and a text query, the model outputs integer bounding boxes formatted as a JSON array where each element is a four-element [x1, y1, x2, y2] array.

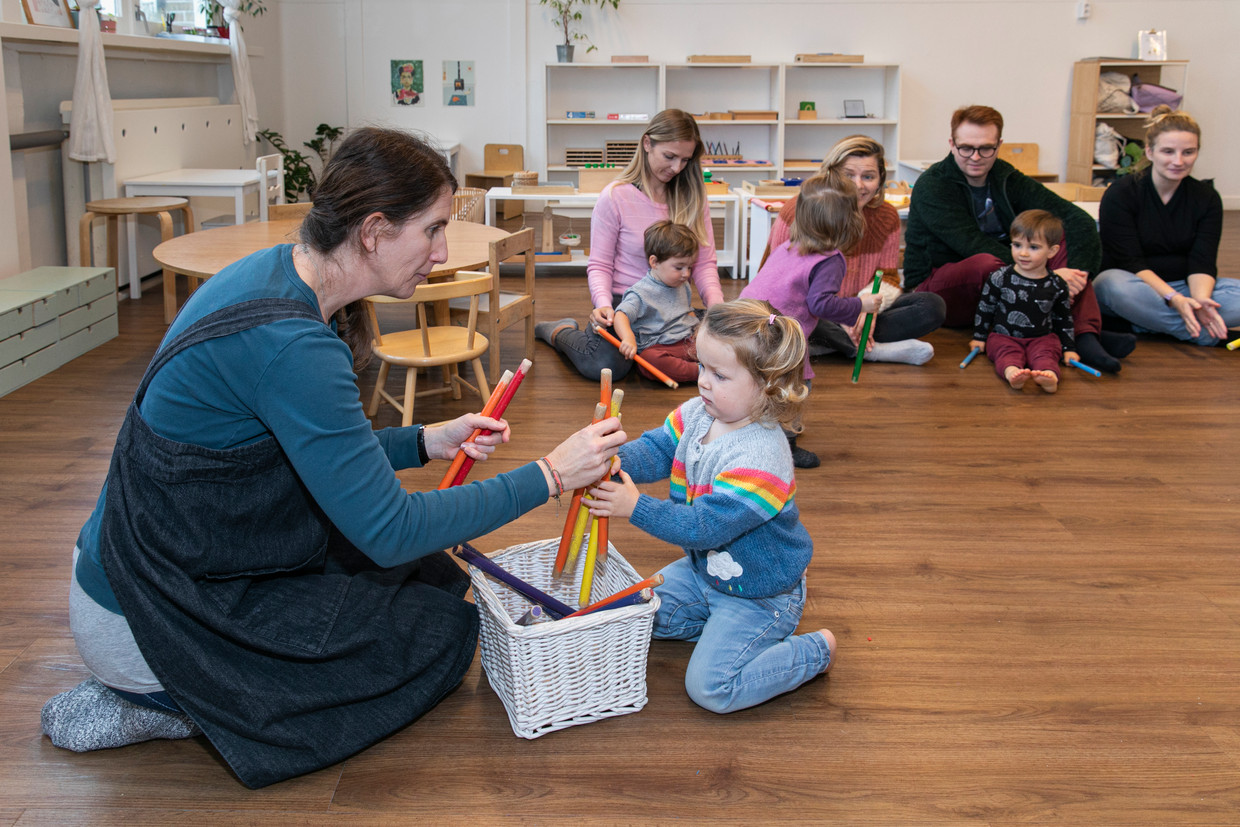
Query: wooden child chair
[[448, 228, 536, 384], [366, 271, 493, 427]]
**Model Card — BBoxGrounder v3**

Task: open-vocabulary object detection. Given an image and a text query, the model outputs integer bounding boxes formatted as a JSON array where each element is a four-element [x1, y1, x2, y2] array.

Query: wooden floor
[[2, 217, 1239, 825]]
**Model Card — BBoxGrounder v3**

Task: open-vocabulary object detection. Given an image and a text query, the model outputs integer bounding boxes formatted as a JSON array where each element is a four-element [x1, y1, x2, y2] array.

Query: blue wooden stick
[[454, 543, 574, 619], [959, 346, 981, 369], [1067, 359, 1102, 378]]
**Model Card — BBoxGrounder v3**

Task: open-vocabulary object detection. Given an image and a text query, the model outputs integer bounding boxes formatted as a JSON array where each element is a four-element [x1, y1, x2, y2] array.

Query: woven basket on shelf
[[466, 537, 659, 739]]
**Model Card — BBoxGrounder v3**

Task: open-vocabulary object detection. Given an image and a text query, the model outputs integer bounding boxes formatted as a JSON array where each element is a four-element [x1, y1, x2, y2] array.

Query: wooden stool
[[80, 196, 195, 324]]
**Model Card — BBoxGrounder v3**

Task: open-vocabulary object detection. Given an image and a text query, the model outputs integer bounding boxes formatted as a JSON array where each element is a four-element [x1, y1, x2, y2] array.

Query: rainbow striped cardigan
[[619, 397, 812, 598]]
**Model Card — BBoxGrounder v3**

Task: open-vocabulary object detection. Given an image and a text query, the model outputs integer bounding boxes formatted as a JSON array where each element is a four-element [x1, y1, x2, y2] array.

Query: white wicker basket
[[466, 537, 659, 739]]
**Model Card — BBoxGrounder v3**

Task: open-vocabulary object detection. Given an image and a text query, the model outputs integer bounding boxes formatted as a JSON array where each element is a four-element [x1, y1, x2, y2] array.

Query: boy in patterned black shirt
[[970, 210, 1080, 392]]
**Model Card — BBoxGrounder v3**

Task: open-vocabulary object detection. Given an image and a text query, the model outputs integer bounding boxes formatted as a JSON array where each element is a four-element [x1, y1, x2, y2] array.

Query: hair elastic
[[768, 314, 777, 325]]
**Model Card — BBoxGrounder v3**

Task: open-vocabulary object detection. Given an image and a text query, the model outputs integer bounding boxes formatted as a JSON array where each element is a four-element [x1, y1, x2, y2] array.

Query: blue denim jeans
[[653, 557, 830, 714], [1094, 270, 1240, 346]]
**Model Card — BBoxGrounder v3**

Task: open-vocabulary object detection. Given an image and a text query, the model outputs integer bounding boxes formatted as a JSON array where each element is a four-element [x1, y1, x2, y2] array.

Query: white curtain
[[68, 6, 116, 163], [221, 0, 260, 145]]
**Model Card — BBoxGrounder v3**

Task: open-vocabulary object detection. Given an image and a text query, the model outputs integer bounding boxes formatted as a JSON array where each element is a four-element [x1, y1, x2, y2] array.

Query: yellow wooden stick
[[564, 494, 591, 571], [579, 517, 600, 607]]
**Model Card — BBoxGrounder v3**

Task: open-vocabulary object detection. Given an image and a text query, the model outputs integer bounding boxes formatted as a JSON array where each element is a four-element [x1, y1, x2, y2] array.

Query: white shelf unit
[[542, 62, 901, 185], [665, 63, 781, 186], [782, 63, 901, 176], [544, 63, 661, 185]]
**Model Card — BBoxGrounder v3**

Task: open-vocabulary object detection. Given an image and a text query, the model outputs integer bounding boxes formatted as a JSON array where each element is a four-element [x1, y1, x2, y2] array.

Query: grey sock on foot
[[863, 339, 934, 365], [41, 678, 200, 752], [534, 317, 578, 346]]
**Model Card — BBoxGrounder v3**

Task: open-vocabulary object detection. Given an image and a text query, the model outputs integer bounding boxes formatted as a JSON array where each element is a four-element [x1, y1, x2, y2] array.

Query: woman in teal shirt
[[43, 127, 625, 788]]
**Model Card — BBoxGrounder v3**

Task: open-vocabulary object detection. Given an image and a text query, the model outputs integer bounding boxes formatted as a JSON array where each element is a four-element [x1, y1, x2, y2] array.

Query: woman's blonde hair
[[1136, 106, 1200, 176], [788, 171, 864, 256], [819, 135, 888, 210], [1145, 105, 1200, 149], [700, 299, 809, 432], [617, 109, 708, 241]]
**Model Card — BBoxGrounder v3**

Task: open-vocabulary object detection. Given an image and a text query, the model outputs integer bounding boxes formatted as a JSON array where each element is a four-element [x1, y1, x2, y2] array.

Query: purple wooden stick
[[454, 543, 574, 619]]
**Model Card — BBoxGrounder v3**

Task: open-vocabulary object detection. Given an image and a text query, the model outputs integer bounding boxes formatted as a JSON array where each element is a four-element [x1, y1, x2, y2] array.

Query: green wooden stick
[[851, 270, 884, 384]]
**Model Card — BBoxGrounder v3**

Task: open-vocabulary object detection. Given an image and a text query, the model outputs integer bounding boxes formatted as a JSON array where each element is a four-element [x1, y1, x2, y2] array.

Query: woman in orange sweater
[[763, 136, 945, 364]]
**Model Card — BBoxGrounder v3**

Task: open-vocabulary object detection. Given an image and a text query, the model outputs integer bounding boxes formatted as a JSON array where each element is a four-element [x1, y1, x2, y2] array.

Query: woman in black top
[[1094, 106, 1239, 345]]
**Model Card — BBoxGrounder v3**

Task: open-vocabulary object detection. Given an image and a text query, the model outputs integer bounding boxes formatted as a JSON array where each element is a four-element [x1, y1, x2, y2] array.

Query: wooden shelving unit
[[1067, 59, 1188, 185]]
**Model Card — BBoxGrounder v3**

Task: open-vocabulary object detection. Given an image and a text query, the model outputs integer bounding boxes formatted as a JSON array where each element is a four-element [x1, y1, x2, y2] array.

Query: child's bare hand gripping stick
[[587, 469, 640, 520]]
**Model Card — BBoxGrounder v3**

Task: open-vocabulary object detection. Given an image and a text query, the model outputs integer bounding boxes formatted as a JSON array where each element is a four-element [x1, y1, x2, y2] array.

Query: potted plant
[[258, 123, 344, 203], [199, 0, 266, 38], [539, 0, 619, 63]]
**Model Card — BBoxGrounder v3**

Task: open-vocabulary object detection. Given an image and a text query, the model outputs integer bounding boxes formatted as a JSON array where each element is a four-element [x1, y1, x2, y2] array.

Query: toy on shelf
[[794, 53, 864, 63], [687, 54, 752, 63]]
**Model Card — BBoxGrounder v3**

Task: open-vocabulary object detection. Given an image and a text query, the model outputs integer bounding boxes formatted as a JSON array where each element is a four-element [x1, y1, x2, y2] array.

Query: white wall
[[4, 0, 1237, 274], [262, 0, 1236, 203]]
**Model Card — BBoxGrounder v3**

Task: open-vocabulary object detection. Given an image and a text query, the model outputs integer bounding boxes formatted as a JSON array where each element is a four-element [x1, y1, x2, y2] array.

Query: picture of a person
[[393, 62, 421, 106]]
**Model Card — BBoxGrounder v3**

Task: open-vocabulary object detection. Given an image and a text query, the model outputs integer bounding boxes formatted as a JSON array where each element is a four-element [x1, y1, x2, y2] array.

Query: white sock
[[863, 339, 934, 365]]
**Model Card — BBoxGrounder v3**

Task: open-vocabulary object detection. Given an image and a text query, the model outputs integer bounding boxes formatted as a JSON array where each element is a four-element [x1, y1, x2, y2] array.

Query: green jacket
[[903, 154, 1102, 290]]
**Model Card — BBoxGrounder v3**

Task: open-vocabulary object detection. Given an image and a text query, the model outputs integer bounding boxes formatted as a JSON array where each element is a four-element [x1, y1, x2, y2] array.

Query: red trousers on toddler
[[986, 332, 1062, 379], [637, 336, 698, 383], [915, 245, 1102, 335]]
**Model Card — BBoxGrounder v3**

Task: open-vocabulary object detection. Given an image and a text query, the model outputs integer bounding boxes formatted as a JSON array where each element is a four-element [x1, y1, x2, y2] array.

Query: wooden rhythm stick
[[554, 401, 608, 576], [562, 573, 664, 618], [596, 387, 624, 565], [437, 370, 512, 489], [851, 271, 884, 384], [579, 518, 600, 607], [592, 325, 679, 388], [454, 543, 574, 619], [449, 359, 532, 487], [573, 587, 652, 616]]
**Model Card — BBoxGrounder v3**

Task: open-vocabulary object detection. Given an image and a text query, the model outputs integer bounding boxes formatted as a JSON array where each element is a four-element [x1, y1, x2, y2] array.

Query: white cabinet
[[542, 62, 901, 186]]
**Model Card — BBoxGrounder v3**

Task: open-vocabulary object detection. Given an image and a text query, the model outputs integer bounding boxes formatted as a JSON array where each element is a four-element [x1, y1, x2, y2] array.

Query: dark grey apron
[[100, 298, 477, 788]]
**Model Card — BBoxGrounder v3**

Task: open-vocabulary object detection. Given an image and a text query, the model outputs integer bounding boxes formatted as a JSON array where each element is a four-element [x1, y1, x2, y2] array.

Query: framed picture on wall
[[21, 0, 74, 27]]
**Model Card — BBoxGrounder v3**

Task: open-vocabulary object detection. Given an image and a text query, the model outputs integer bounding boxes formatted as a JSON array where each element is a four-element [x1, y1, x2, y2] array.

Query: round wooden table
[[152, 219, 510, 323]]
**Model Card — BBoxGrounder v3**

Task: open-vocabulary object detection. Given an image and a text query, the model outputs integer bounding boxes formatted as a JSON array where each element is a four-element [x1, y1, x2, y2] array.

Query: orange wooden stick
[[593, 325, 679, 388], [599, 367, 612, 409], [554, 401, 609, 577], [437, 371, 512, 489], [597, 387, 624, 564], [562, 573, 664, 618]]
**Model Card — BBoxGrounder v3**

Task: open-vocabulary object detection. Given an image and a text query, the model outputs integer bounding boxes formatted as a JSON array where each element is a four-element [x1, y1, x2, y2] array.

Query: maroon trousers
[[914, 245, 1102, 335], [986, 332, 1062, 379], [637, 337, 698, 383]]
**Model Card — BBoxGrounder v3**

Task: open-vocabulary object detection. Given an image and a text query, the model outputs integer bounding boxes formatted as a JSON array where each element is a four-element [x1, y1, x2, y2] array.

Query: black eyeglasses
[[954, 143, 999, 159]]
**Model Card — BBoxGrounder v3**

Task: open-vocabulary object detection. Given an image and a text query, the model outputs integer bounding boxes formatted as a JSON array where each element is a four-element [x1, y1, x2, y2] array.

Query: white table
[[124, 168, 274, 226], [122, 168, 278, 295], [482, 187, 744, 277]]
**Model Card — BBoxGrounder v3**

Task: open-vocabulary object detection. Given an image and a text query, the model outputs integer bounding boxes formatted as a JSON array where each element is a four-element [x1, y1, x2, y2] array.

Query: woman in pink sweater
[[536, 109, 723, 380], [762, 136, 944, 365]]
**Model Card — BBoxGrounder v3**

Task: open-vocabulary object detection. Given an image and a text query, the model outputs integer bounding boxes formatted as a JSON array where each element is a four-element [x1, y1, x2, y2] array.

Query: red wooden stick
[[437, 371, 512, 489], [450, 359, 531, 487]]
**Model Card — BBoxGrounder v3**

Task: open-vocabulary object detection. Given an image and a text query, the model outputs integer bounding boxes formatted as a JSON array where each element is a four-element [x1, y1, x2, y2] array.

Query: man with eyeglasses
[[904, 105, 1135, 372]]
